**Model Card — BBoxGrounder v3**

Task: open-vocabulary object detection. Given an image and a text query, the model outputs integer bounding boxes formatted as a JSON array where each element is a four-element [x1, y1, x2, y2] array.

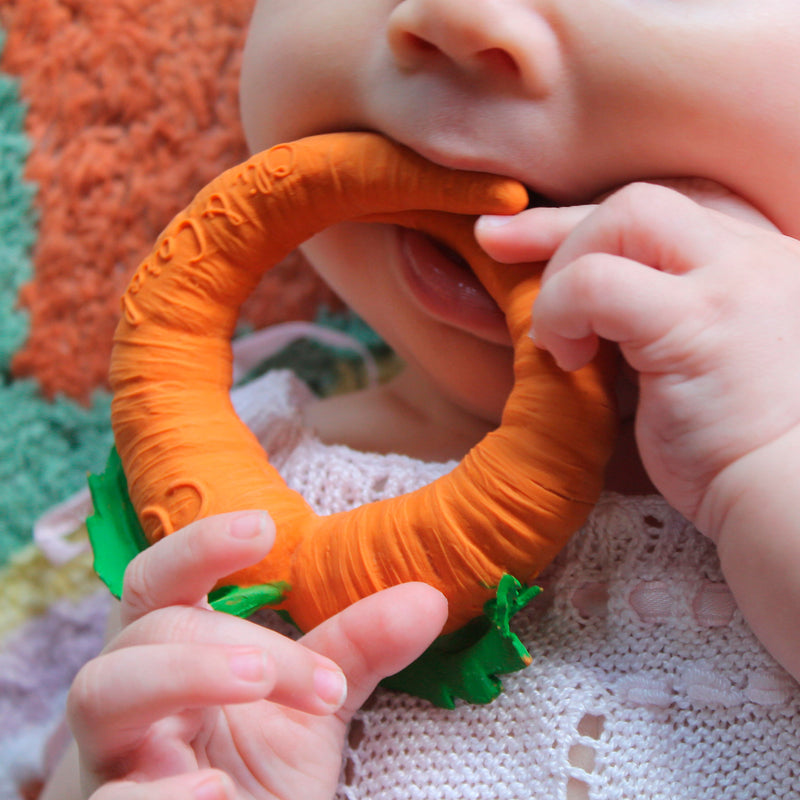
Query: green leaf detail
[[208, 582, 290, 616], [86, 446, 289, 615], [86, 447, 150, 599], [381, 575, 540, 708]]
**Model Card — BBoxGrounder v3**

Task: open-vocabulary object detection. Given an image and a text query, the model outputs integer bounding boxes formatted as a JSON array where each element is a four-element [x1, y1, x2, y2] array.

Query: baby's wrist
[[694, 423, 800, 681], [696, 423, 800, 547]]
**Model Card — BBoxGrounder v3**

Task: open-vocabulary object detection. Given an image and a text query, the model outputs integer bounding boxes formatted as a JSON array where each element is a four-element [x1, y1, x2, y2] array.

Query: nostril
[[392, 30, 442, 66], [387, 2, 561, 97], [396, 35, 522, 81], [476, 47, 521, 80], [404, 32, 440, 56]]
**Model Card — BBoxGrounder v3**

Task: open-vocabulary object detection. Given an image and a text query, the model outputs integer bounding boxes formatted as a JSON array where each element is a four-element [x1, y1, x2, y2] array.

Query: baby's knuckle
[[570, 254, 610, 299], [122, 604, 210, 650], [121, 556, 158, 616], [182, 524, 209, 566], [147, 604, 206, 643], [66, 661, 103, 725], [608, 181, 667, 213]]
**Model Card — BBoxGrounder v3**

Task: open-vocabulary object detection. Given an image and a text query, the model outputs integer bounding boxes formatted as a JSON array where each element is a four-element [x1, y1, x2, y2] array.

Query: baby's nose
[[387, 0, 561, 97]]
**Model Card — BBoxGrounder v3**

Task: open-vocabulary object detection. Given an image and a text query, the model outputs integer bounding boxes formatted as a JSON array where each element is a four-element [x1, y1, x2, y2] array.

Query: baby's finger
[[475, 204, 594, 262], [300, 582, 448, 717], [542, 183, 731, 282], [107, 604, 349, 716], [90, 771, 234, 800], [532, 253, 694, 372], [120, 510, 275, 625], [68, 642, 283, 767]]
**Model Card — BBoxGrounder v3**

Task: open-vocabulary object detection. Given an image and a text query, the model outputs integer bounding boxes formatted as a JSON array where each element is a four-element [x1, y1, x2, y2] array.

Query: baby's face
[[240, 0, 800, 424]]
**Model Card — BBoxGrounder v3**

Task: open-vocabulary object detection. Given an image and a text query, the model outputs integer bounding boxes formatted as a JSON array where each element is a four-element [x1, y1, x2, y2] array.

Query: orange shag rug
[[1, 0, 334, 403]]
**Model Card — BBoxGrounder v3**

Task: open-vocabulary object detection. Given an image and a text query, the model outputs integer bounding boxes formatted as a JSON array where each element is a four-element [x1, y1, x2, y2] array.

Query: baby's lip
[[388, 133, 564, 206], [396, 227, 513, 347]]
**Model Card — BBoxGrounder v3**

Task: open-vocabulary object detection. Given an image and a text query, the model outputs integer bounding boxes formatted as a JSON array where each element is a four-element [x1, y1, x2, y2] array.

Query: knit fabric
[[236, 370, 800, 800]]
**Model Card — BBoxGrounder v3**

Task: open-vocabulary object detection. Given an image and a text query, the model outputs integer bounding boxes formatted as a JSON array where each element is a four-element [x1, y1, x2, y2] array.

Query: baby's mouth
[[525, 186, 557, 210], [394, 181, 554, 346], [396, 227, 513, 346]]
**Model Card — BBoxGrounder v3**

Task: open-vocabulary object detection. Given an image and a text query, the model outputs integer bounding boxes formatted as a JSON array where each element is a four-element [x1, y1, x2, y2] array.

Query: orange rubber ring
[[110, 132, 617, 634]]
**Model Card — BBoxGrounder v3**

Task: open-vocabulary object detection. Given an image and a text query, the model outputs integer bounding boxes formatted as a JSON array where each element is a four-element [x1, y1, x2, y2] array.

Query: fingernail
[[194, 776, 229, 800], [229, 647, 267, 682], [314, 665, 347, 708], [476, 214, 514, 229], [229, 511, 267, 540]]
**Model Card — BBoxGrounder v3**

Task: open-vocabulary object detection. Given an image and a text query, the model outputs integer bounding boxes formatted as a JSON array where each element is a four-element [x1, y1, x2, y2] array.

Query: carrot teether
[[89, 132, 617, 706]]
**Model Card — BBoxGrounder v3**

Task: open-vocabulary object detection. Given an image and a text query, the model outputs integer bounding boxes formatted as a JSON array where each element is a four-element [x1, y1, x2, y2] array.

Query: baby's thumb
[[299, 583, 448, 715]]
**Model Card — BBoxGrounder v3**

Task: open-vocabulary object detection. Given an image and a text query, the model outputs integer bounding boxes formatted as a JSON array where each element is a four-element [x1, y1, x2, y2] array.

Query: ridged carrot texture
[[110, 132, 617, 635]]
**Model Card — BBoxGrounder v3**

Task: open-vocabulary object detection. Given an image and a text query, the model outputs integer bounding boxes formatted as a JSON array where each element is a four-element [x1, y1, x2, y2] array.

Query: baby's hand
[[67, 511, 447, 800], [477, 183, 800, 680], [477, 181, 800, 527]]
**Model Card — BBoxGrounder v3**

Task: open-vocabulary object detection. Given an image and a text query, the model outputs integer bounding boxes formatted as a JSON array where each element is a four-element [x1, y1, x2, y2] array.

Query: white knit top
[[232, 371, 800, 800]]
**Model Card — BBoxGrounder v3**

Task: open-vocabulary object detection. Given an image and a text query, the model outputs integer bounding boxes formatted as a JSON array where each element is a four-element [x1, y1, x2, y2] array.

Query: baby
[[43, 1, 800, 798]]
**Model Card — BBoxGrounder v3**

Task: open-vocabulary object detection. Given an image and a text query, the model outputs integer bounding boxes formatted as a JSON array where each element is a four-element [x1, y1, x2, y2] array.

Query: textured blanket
[[0, 3, 345, 796]]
